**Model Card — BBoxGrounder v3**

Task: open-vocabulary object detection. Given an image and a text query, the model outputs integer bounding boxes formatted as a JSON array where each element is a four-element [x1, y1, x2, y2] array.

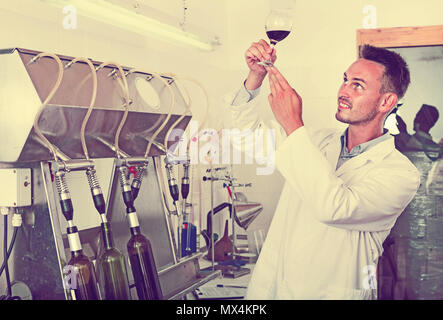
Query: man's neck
[[346, 124, 385, 152]]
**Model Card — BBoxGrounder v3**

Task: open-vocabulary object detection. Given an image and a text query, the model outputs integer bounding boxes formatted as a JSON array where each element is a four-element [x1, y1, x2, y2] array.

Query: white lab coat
[[223, 90, 420, 300]]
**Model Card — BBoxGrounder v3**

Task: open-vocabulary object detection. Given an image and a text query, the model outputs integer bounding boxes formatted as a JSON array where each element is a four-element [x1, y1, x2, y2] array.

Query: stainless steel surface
[[165, 270, 221, 300], [0, 48, 192, 163], [233, 198, 263, 230], [41, 161, 70, 300], [157, 252, 221, 300]]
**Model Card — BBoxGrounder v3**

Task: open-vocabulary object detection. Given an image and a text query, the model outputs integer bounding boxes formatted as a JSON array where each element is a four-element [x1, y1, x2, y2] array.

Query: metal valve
[[86, 167, 106, 214], [165, 162, 179, 203], [131, 164, 148, 201], [118, 166, 136, 213], [54, 170, 74, 222]]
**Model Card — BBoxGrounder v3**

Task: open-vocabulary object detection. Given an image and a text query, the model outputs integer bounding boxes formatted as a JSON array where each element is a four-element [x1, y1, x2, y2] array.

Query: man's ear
[[379, 93, 398, 114]]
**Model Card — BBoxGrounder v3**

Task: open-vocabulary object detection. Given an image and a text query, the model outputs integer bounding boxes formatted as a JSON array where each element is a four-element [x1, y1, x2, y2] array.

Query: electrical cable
[[28, 53, 65, 162], [1, 209, 24, 301], [64, 58, 98, 160], [3, 215, 11, 297], [0, 227, 18, 277]]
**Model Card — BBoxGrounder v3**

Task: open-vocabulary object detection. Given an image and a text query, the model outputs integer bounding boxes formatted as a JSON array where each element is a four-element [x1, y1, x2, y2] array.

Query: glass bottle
[[127, 226, 163, 300], [66, 226, 100, 300], [97, 222, 131, 300]]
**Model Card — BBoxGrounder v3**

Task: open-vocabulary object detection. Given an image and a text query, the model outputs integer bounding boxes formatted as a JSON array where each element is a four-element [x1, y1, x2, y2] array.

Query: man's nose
[[338, 83, 351, 98]]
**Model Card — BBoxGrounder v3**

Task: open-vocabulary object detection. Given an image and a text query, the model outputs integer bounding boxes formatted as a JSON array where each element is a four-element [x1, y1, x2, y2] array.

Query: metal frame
[[41, 161, 71, 300]]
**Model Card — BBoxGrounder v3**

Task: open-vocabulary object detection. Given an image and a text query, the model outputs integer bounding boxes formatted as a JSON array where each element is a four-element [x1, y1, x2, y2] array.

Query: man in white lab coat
[[224, 40, 420, 299]]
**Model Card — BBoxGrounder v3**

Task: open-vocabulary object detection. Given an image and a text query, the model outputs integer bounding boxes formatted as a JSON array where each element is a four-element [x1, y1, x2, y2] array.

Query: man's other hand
[[267, 66, 304, 136]]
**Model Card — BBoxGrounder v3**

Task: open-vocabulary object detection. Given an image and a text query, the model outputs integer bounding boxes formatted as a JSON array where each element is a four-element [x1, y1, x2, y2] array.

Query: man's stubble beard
[[335, 104, 378, 126]]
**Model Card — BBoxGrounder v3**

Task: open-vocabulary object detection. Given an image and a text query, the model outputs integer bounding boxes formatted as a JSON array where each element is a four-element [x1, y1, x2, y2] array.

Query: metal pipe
[[210, 166, 215, 271], [53, 159, 94, 172], [115, 157, 149, 167]]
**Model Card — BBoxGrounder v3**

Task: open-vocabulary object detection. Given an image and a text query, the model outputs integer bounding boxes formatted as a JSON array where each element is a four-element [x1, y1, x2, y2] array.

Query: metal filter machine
[[0, 48, 220, 300]]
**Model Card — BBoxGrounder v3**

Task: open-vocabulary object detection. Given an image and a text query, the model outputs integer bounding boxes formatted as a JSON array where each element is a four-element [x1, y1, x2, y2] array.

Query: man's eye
[[353, 83, 363, 89]]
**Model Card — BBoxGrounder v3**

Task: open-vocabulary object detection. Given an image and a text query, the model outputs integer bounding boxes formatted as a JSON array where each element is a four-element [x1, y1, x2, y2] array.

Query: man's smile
[[338, 98, 352, 110]]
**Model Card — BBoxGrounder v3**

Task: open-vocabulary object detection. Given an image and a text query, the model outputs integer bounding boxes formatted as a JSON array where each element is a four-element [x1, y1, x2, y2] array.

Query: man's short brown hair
[[359, 45, 411, 100]]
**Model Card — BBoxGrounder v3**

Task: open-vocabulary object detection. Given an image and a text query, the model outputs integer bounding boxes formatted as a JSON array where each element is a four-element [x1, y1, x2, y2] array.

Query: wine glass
[[257, 9, 293, 67]]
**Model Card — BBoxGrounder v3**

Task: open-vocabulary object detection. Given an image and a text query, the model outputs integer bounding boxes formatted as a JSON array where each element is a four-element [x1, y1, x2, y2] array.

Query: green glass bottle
[[97, 222, 131, 300], [66, 226, 100, 300], [127, 225, 163, 300], [121, 166, 162, 300]]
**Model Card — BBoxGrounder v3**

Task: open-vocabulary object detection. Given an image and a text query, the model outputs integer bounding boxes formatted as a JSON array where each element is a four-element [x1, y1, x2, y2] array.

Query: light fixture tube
[[47, 0, 215, 51]]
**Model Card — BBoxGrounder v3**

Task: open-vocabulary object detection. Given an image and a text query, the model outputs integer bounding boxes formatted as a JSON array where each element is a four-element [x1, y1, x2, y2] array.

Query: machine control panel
[[0, 168, 32, 207]]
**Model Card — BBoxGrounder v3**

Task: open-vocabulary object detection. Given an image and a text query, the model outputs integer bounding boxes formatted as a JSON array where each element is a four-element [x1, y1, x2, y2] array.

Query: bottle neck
[[130, 226, 141, 236], [101, 222, 114, 249], [71, 249, 84, 258], [67, 225, 83, 254], [126, 208, 140, 229]]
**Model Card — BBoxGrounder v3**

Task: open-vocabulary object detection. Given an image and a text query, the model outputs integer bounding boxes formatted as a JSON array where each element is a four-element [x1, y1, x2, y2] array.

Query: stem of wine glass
[[269, 42, 276, 56], [257, 43, 276, 67]]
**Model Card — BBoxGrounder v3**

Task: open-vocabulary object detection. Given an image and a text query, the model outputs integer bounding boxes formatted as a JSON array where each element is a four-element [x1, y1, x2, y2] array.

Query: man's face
[[336, 59, 385, 125]]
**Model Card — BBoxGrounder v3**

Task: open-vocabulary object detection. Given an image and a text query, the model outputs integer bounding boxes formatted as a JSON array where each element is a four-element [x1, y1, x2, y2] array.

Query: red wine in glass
[[258, 10, 293, 67], [266, 30, 291, 45]]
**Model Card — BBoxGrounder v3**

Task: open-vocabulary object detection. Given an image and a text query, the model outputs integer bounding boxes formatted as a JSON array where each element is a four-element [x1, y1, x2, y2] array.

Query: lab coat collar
[[321, 130, 396, 175], [337, 134, 396, 175], [321, 130, 342, 169]]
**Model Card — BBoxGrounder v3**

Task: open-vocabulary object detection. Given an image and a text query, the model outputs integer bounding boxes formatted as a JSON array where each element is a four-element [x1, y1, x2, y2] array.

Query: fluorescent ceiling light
[[45, 0, 215, 51]]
